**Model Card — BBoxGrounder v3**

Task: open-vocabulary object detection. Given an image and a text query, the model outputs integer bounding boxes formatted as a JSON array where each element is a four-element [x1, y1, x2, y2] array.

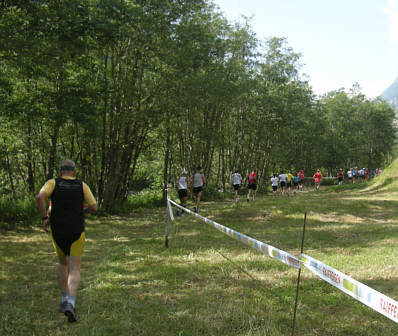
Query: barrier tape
[[301, 253, 398, 324], [167, 199, 398, 323], [167, 199, 301, 269], [167, 201, 174, 221]]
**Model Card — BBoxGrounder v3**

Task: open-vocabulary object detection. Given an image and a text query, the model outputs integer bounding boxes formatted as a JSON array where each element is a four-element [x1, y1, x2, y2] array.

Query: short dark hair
[[60, 159, 76, 172]]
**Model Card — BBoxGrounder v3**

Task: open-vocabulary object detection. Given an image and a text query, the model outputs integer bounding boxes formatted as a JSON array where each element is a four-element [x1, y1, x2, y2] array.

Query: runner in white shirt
[[347, 168, 353, 184], [230, 170, 243, 203], [191, 166, 206, 213], [278, 172, 287, 197], [176, 170, 190, 216], [271, 174, 279, 198]]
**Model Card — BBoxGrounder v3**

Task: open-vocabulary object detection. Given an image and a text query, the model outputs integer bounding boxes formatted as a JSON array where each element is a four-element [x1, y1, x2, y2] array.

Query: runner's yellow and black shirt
[[40, 176, 96, 236]]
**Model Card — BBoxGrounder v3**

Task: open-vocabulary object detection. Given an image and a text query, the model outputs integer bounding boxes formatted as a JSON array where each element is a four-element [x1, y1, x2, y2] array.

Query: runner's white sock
[[61, 291, 68, 303], [68, 295, 76, 307]]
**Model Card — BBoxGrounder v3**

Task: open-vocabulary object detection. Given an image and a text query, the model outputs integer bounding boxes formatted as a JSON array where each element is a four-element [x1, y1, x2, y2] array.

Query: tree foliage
[[0, 0, 396, 211]]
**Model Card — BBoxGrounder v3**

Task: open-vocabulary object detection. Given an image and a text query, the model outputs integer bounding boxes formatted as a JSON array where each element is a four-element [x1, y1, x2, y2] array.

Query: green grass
[[1, 169, 398, 335]]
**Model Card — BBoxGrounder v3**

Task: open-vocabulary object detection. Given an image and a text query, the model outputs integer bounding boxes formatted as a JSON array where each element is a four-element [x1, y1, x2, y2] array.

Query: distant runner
[[286, 170, 294, 196], [347, 168, 353, 183], [230, 170, 243, 203], [293, 173, 300, 195], [298, 169, 305, 191], [246, 169, 257, 202], [176, 170, 190, 216], [271, 174, 279, 198], [278, 171, 287, 197], [192, 166, 206, 213], [338, 168, 344, 185], [313, 169, 323, 190]]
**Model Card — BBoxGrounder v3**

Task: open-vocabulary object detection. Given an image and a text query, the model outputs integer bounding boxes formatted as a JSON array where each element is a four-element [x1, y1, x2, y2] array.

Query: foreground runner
[[192, 166, 206, 213], [36, 160, 98, 323], [230, 170, 243, 203], [176, 170, 190, 216]]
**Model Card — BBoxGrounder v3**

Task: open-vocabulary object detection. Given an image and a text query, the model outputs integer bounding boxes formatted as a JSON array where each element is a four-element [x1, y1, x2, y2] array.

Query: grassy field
[[2, 164, 398, 335]]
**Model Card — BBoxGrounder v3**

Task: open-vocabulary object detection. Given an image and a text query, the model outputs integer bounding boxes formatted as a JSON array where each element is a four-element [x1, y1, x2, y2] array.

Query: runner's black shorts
[[233, 184, 240, 191], [248, 183, 256, 190], [178, 189, 188, 198], [193, 186, 203, 194]]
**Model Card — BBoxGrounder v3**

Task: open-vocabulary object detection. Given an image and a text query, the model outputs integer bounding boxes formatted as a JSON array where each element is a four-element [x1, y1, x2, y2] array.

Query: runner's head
[[196, 166, 202, 172], [60, 159, 76, 176], [182, 170, 187, 176]]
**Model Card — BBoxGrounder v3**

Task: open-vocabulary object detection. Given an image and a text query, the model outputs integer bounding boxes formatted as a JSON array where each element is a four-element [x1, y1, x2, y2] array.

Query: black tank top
[[50, 178, 84, 235]]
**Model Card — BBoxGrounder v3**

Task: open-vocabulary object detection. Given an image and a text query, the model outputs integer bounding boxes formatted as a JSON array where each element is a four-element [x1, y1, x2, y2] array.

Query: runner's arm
[[36, 191, 50, 232], [202, 174, 206, 186], [82, 183, 98, 215]]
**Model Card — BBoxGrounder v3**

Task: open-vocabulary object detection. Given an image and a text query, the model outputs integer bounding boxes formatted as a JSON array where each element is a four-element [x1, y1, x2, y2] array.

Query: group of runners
[[345, 167, 382, 183], [175, 168, 320, 213], [175, 165, 384, 211]]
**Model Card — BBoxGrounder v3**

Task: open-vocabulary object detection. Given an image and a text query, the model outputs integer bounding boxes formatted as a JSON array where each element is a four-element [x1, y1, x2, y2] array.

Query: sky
[[213, 0, 398, 98]]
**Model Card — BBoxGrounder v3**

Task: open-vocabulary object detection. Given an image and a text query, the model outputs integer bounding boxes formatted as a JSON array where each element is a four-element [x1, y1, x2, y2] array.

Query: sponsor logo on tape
[[301, 253, 398, 324]]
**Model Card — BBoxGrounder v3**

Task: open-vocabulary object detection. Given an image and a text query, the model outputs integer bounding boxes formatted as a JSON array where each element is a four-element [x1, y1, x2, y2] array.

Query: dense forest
[[0, 0, 396, 213]]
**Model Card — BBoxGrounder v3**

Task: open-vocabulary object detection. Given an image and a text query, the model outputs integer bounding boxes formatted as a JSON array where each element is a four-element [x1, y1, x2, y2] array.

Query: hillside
[[381, 77, 398, 107], [363, 157, 398, 193]]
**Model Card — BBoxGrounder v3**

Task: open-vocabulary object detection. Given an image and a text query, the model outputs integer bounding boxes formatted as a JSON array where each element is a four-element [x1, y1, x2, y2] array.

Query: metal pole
[[291, 212, 307, 336], [165, 186, 169, 248]]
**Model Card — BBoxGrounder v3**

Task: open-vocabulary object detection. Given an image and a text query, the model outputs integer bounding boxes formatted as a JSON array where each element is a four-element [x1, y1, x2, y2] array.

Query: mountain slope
[[381, 77, 398, 107]]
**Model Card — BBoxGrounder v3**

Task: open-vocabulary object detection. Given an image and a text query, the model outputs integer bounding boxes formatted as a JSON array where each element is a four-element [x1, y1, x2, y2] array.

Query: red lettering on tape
[[322, 267, 341, 284]]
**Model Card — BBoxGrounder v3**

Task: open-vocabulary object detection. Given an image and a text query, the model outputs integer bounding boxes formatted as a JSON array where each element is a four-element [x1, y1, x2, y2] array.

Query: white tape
[[167, 198, 301, 269], [301, 253, 398, 324], [168, 198, 398, 323], [167, 200, 174, 221]]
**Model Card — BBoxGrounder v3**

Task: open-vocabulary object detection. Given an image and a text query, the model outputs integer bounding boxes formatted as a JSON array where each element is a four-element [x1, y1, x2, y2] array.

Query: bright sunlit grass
[[1, 171, 398, 335]]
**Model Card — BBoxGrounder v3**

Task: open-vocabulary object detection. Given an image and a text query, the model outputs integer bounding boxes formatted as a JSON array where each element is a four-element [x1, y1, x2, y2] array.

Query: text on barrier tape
[[167, 199, 301, 269], [301, 253, 398, 324]]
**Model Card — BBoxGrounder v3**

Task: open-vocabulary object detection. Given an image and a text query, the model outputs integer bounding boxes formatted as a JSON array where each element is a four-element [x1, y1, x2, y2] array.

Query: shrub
[[112, 188, 164, 214], [0, 196, 38, 230]]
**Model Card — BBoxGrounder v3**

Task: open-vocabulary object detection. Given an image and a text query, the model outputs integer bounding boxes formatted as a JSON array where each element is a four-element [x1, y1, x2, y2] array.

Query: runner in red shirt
[[246, 169, 257, 201], [338, 168, 344, 185], [313, 169, 322, 190], [298, 169, 304, 191]]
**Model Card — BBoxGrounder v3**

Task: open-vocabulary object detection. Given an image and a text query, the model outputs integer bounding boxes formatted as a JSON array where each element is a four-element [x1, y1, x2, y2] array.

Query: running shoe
[[59, 301, 68, 313], [64, 302, 77, 323]]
